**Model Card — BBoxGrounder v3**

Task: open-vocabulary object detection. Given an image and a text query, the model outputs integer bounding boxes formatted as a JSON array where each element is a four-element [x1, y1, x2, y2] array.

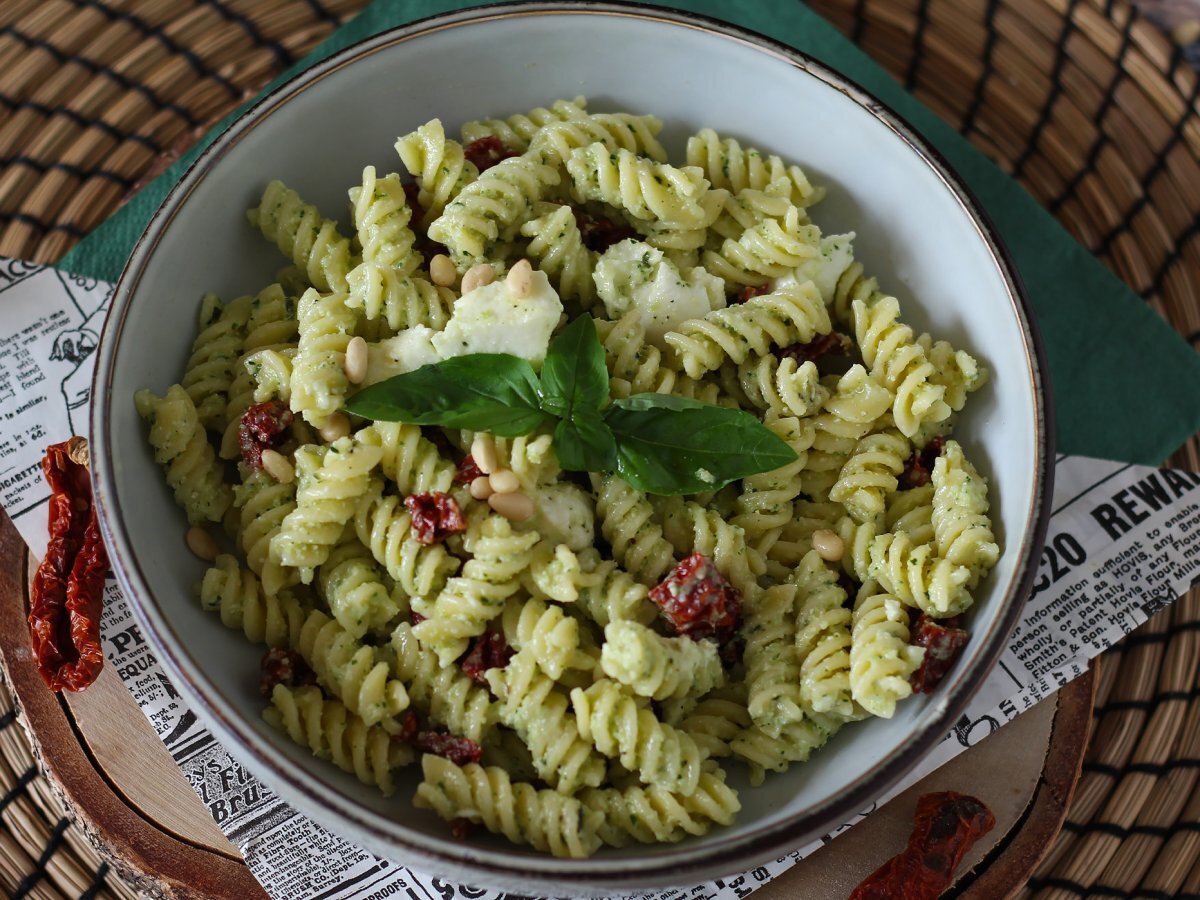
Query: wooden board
[[0, 509, 1092, 898]]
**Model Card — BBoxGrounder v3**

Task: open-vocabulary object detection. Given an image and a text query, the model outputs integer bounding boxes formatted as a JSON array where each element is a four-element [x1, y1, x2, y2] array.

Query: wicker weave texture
[[0, 0, 1196, 898]]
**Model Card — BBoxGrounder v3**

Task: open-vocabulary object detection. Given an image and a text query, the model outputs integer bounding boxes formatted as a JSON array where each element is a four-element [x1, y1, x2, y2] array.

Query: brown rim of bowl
[[91, 0, 1054, 888]]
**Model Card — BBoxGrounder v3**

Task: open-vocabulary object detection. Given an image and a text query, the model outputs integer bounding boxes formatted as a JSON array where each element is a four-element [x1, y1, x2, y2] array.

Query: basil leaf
[[538, 314, 608, 419], [604, 393, 798, 494], [344, 354, 552, 436], [554, 410, 617, 472]]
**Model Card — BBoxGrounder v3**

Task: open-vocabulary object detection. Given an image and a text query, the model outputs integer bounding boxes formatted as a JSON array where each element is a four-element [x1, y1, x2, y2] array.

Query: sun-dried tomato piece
[[463, 136, 517, 172], [778, 331, 852, 364], [258, 648, 315, 696], [735, 283, 772, 304], [850, 791, 994, 900], [414, 730, 483, 767], [459, 630, 512, 683], [238, 399, 293, 469], [650, 553, 741, 640], [454, 454, 484, 485], [29, 440, 108, 693], [900, 435, 946, 490], [573, 206, 636, 253], [410, 610, 426, 626], [909, 614, 970, 693], [404, 492, 466, 545]]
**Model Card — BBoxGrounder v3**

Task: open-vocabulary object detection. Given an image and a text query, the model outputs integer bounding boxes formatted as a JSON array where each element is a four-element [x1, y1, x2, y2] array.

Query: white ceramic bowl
[[92, 3, 1052, 892]]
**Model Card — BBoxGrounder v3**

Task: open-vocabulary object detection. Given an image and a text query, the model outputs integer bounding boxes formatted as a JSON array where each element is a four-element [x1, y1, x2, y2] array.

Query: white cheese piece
[[524, 482, 594, 551], [593, 239, 725, 346], [431, 269, 562, 366], [774, 232, 855, 304], [364, 326, 440, 385]]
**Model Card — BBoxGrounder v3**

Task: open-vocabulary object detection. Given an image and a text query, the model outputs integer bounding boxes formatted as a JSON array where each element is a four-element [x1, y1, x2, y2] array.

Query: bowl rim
[[91, 0, 1055, 887]]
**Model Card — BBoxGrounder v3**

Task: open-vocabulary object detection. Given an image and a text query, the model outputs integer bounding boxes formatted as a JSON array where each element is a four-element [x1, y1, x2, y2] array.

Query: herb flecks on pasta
[[137, 99, 999, 859]]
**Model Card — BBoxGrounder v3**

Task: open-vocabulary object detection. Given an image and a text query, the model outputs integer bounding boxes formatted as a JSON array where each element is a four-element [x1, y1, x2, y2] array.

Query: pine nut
[[430, 253, 456, 287], [186, 526, 219, 562], [470, 434, 498, 474], [344, 336, 369, 384], [317, 412, 350, 443], [506, 258, 534, 298], [811, 529, 845, 562], [260, 449, 295, 484], [488, 468, 520, 494], [460, 263, 496, 294], [488, 490, 534, 522], [469, 476, 494, 500]]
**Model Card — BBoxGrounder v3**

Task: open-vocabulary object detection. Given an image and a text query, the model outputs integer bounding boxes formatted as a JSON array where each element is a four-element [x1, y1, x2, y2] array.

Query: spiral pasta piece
[[395, 118, 479, 227], [270, 437, 383, 582], [571, 679, 707, 794], [519, 203, 597, 306], [702, 205, 820, 288], [740, 583, 806, 736], [868, 529, 971, 618], [390, 622, 496, 742], [344, 269, 454, 333], [502, 597, 595, 681], [461, 96, 589, 152], [357, 421, 456, 495], [792, 550, 859, 720], [601, 621, 724, 701], [593, 474, 675, 586], [416, 756, 603, 858], [932, 441, 1000, 586], [664, 280, 830, 379], [801, 365, 894, 500], [247, 347, 295, 404], [566, 144, 711, 229], [413, 515, 540, 665], [581, 768, 740, 847], [233, 469, 297, 597], [265, 684, 412, 795], [320, 531, 399, 639], [428, 155, 560, 267], [182, 293, 252, 430], [289, 288, 359, 427], [354, 479, 460, 599], [349, 166, 420, 275], [247, 180, 354, 292], [593, 313, 720, 403], [525, 544, 658, 628], [198, 554, 308, 648], [530, 112, 667, 165], [487, 649, 606, 793], [730, 717, 833, 786], [830, 425, 911, 524], [853, 294, 951, 438], [835, 515, 878, 584], [850, 582, 924, 718], [887, 484, 936, 542], [686, 128, 821, 207], [135, 384, 231, 524], [732, 355, 827, 419], [295, 607, 409, 727]]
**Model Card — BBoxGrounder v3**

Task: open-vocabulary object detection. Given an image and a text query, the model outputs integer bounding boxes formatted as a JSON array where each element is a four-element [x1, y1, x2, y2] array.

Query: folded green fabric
[[60, 0, 1200, 465]]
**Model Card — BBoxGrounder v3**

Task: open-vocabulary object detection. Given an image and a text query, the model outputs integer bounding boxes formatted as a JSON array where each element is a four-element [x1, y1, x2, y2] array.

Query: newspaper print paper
[[2, 260, 1198, 899]]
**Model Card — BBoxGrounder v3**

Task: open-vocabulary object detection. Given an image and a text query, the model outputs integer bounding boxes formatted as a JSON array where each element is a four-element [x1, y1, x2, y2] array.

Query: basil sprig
[[343, 315, 796, 495]]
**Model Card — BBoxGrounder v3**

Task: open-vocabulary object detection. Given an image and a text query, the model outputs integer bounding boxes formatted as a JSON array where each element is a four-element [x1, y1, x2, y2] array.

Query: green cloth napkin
[[60, 0, 1200, 465]]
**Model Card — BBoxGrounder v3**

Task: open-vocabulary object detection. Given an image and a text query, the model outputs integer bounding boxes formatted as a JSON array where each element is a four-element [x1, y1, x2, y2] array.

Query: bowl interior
[[93, 4, 1045, 888]]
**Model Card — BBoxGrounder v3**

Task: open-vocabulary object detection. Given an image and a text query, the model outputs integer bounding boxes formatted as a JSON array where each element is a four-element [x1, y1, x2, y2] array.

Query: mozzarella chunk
[[593, 239, 724, 345], [525, 482, 594, 551], [774, 232, 855, 304], [364, 326, 440, 384], [431, 269, 562, 366]]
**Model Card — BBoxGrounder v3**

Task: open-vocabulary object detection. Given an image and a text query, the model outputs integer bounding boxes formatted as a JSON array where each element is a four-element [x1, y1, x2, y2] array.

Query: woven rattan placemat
[[0, 1, 1197, 897]]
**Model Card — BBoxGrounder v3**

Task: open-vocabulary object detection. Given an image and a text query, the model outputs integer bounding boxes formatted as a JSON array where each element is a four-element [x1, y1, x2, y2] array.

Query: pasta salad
[[135, 98, 999, 858]]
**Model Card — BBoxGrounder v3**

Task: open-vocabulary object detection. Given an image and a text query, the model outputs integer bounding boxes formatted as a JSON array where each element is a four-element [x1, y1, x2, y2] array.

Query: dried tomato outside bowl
[[90, 2, 1051, 892]]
